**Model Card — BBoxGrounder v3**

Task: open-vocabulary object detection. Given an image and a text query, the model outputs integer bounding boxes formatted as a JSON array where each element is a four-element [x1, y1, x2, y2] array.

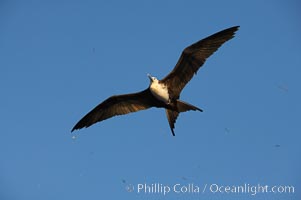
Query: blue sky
[[0, 0, 300, 199]]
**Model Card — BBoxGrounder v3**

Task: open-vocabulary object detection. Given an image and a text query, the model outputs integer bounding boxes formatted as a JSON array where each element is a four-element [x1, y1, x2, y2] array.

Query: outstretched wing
[[160, 26, 239, 98], [71, 89, 156, 132]]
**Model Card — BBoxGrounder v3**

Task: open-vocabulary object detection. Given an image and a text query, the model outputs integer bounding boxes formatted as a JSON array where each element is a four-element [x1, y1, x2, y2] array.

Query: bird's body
[[148, 75, 170, 103], [72, 26, 240, 135]]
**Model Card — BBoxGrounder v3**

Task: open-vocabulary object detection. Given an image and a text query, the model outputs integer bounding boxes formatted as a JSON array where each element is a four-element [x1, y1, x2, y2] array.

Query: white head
[[147, 74, 158, 83]]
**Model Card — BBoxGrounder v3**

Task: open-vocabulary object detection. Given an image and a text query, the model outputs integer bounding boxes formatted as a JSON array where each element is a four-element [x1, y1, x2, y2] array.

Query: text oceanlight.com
[[126, 183, 295, 196]]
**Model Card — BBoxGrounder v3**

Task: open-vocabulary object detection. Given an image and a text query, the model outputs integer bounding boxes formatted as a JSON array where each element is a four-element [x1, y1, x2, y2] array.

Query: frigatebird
[[71, 26, 239, 136]]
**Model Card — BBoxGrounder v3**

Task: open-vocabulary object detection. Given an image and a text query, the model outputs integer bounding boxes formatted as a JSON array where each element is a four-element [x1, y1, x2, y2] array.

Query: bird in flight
[[72, 26, 239, 136]]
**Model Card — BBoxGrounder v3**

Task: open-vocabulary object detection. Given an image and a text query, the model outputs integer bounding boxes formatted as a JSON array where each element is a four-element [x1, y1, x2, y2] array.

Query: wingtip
[[231, 25, 240, 33], [222, 26, 240, 35], [229, 25, 240, 30], [71, 125, 78, 132]]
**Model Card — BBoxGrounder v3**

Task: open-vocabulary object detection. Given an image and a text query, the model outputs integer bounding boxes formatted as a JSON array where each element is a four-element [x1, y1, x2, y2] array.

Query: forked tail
[[165, 100, 202, 136], [176, 100, 203, 112]]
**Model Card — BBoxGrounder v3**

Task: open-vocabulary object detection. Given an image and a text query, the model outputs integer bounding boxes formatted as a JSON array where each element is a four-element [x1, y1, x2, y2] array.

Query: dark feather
[[71, 89, 159, 132], [160, 26, 239, 98], [165, 109, 179, 136], [72, 26, 239, 135]]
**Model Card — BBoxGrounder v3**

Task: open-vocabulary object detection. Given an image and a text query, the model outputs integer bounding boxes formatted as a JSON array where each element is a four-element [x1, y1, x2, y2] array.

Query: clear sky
[[0, 1, 300, 199]]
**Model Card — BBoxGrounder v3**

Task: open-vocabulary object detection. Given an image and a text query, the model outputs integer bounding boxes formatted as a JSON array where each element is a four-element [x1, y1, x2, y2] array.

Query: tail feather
[[165, 100, 202, 136], [165, 109, 178, 136], [176, 100, 203, 112]]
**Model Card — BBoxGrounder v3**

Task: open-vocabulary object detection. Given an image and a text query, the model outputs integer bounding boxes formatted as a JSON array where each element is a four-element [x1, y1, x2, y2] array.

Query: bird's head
[[147, 74, 158, 83]]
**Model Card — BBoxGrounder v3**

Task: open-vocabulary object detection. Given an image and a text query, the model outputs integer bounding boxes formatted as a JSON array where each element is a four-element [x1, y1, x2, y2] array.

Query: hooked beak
[[147, 73, 153, 82]]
